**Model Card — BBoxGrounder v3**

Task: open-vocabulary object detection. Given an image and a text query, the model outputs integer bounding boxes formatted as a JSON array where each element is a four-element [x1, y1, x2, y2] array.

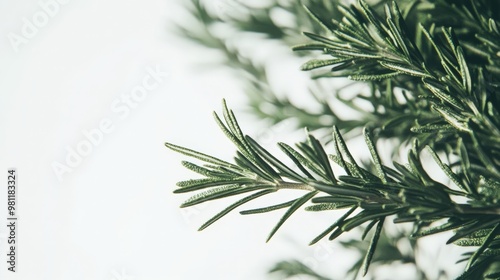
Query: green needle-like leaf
[[466, 223, 500, 269], [364, 127, 387, 183], [198, 189, 276, 231], [267, 191, 318, 242], [246, 136, 305, 182], [165, 142, 238, 169], [309, 206, 357, 245], [361, 218, 384, 276], [240, 199, 297, 215], [181, 185, 272, 207], [278, 142, 316, 180]]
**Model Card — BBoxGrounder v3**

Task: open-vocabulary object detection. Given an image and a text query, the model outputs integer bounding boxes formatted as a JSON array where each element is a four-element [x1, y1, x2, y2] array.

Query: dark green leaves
[[269, 260, 331, 280], [167, 98, 500, 277], [361, 218, 384, 276], [296, 0, 428, 81], [167, 101, 326, 239], [296, 0, 499, 154], [172, 0, 500, 278], [198, 189, 276, 231], [167, 95, 500, 277], [266, 191, 318, 242]]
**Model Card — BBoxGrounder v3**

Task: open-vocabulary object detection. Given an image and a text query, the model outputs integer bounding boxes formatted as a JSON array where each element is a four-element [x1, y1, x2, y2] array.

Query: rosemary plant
[[168, 0, 500, 278]]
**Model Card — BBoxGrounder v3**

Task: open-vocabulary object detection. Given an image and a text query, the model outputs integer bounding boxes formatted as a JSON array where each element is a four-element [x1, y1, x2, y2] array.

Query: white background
[[0, 0, 465, 279], [0, 0, 351, 279]]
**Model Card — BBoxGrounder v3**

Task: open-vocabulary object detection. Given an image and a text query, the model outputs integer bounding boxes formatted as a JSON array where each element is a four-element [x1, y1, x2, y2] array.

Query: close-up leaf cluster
[[168, 0, 500, 278]]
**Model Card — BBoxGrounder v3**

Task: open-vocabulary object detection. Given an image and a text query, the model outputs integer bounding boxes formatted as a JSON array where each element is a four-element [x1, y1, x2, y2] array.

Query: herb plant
[[167, 0, 500, 278]]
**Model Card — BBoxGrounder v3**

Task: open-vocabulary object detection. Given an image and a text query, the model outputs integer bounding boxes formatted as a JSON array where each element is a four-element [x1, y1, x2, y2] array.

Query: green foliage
[[269, 260, 330, 280], [340, 226, 431, 279], [175, 0, 364, 137], [169, 0, 500, 278]]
